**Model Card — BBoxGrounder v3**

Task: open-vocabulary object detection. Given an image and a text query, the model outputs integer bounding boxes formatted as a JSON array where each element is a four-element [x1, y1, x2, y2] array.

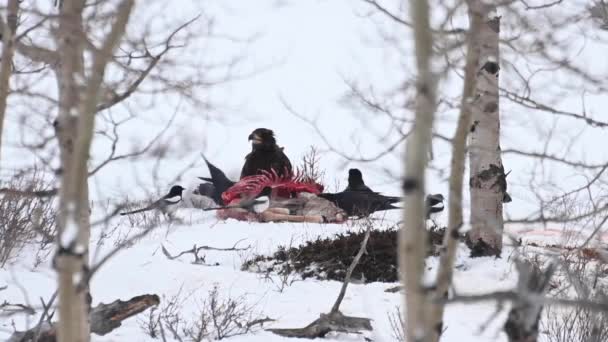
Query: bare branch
[[502, 89, 608, 128], [502, 149, 607, 169], [0, 187, 58, 197], [97, 14, 201, 112]]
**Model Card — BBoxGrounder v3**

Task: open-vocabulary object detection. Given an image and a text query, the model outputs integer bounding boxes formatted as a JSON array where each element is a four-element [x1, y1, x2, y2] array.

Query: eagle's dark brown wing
[[240, 152, 256, 179], [270, 149, 292, 177], [240, 148, 292, 179]]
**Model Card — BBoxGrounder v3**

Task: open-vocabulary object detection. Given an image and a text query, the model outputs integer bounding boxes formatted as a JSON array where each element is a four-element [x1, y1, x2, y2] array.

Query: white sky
[[3, 0, 607, 224]]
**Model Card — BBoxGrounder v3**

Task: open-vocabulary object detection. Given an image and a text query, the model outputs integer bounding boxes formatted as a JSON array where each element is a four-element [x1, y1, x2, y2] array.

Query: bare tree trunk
[[504, 261, 555, 342], [54, 1, 89, 341], [0, 0, 20, 165], [54, 1, 134, 341], [467, 2, 505, 257], [400, 0, 437, 340], [426, 3, 484, 340]]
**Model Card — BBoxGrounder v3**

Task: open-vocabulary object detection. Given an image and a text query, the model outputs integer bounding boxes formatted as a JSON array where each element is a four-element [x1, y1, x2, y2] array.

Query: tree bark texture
[[504, 261, 554, 342], [54, 1, 134, 342], [0, 0, 20, 166], [467, 3, 505, 257]]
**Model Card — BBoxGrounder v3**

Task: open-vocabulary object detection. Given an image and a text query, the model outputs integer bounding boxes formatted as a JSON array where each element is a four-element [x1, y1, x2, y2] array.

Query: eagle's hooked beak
[[249, 133, 262, 145]]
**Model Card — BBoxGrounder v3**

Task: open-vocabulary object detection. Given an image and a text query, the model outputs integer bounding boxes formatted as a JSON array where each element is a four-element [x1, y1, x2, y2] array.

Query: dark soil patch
[[465, 234, 502, 258], [243, 226, 449, 283]]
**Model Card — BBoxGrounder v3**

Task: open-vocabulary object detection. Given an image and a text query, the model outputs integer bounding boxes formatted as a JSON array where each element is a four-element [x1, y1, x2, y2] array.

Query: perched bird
[[323, 168, 399, 217], [204, 187, 271, 214], [196, 154, 235, 205], [319, 187, 445, 219], [425, 193, 445, 219], [318, 191, 401, 217], [344, 168, 373, 192], [121, 185, 185, 216], [240, 128, 292, 179]]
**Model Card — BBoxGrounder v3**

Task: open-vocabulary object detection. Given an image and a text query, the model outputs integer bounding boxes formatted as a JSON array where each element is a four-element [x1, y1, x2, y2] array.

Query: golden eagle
[[240, 128, 292, 179]]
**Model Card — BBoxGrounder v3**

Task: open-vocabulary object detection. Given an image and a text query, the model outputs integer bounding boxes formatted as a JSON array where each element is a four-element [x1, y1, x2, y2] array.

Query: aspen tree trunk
[[54, 1, 134, 341], [400, 0, 437, 340], [0, 0, 20, 165], [426, 3, 484, 340], [54, 1, 89, 340], [467, 2, 505, 257]]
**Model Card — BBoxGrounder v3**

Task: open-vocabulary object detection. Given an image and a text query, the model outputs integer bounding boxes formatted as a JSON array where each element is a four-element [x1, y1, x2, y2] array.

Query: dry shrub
[[536, 238, 608, 342], [0, 171, 56, 267], [388, 307, 405, 342], [543, 291, 608, 342], [242, 224, 449, 283], [297, 146, 325, 185], [139, 285, 272, 341]]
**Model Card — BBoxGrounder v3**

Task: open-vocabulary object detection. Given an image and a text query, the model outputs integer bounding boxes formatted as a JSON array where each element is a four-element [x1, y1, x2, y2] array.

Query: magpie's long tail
[[198, 177, 213, 182], [120, 206, 154, 215], [384, 196, 402, 204], [382, 204, 401, 211]]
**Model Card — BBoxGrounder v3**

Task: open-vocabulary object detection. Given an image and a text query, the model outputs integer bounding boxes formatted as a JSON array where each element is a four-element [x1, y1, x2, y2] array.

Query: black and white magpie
[[196, 154, 235, 206], [344, 168, 374, 192], [425, 193, 445, 219], [121, 185, 185, 216]]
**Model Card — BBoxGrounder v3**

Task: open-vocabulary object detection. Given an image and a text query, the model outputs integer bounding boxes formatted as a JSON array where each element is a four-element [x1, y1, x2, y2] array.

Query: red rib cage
[[221, 169, 323, 205]]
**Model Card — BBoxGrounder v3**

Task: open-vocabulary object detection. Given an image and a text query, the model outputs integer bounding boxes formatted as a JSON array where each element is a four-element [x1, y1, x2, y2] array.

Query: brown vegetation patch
[[243, 226, 449, 283]]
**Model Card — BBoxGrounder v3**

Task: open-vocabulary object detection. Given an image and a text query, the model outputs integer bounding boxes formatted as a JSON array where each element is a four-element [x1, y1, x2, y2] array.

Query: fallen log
[[9, 293, 159, 342], [269, 311, 372, 338]]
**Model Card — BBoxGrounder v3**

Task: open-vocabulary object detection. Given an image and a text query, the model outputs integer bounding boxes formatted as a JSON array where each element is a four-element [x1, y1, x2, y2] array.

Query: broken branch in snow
[[32, 291, 58, 342], [9, 293, 159, 341], [268, 224, 373, 338], [385, 285, 403, 293], [161, 239, 251, 265], [90, 294, 161, 335]]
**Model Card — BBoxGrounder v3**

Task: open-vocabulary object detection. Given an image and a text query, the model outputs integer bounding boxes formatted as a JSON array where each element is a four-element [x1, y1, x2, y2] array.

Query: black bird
[[240, 128, 292, 179], [318, 191, 401, 217], [319, 189, 445, 219], [121, 185, 185, 216], [344, 168, 373, 192], [425, 193, 444, 219], [204, 187, 271, 214], [197, 154, 236, 205]]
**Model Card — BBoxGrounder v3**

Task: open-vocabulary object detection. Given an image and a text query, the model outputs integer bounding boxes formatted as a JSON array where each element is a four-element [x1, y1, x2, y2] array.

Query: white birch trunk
[[467, 3, 505, 257]]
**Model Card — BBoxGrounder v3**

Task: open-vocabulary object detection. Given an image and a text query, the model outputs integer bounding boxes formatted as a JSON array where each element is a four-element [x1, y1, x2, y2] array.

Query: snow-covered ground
[[2, 207, 528, 342]]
